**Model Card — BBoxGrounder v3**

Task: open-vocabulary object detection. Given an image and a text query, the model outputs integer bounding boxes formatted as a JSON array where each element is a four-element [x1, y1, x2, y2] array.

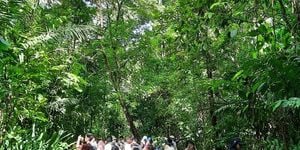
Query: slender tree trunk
[[205, 53, 217, 127], [278, 0, 292, 31], [2, 65, 13, 137], [101, 51, 140, 140], [118, 94, 140, 140], [204, 49, 218, 149], [292, 0, 300, 28], [292, 0, 300, 55]]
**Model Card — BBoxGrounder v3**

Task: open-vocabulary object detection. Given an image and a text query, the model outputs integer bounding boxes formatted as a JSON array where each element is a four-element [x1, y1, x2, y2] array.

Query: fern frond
[[22, 24, 97, 49], [0, 0, 23, 29]]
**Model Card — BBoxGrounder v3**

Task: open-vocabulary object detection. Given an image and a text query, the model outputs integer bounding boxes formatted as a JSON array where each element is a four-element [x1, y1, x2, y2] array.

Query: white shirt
[[124, 143, 131, 150], [105, 142, 112, 150], [164, 145, 175, 150]]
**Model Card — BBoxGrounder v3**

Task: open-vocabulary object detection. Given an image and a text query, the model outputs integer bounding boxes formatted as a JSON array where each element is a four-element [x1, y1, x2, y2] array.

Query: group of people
[[75, 134, 196, 150]]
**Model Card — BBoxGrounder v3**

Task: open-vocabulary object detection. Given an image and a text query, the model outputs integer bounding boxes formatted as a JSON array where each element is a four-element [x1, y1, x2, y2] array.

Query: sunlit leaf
[[0, 37, 10, 51]]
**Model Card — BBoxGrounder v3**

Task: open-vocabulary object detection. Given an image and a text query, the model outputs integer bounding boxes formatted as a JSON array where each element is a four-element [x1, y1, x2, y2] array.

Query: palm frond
[[0, 0, 24, 29], [21, 24, 97, 49]]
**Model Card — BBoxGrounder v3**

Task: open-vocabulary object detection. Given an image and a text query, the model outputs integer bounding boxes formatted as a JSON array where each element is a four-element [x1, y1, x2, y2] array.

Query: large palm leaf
[[21, 24, 97, 49]]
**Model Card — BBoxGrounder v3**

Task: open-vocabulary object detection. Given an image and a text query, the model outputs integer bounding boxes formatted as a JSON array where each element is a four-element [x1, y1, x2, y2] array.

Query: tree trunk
[[205, 51, 216, 128], [292, 0, 300, 28], [118, 94, 140, 140], [101, 51, 140, 140], [204, 50, 218, 149]]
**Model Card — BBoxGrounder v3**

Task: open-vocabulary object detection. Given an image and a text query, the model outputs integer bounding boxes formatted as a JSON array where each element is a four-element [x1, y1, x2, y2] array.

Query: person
[[105, 136, 120, 150], [169, 136, 177, 150], [118, 136, 125, 150], [85, 133, 97, 150], [142, 137, 154, 150], [163, 137, 176, 150], [112, 136, 120, 150], [131, 137, 142, 150], [97, 139, 105, 150], [112, 144, 120, 150], [185, 140, 196, 150], [229, 138, 241, 150], [124, 136, 133, 150], [76, 135, 93, 150], [141, 136, 148, 149], [82, 144, 93, 150], [76, 135, 85, 150], [105, 136, 113, 150]]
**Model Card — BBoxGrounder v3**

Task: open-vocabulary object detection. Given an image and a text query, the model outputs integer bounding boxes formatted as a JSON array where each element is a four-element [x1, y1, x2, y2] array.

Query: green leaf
[[257, 82, 267, 92], [273, 97, 300, 111], [204, 12, 214, 19], [273, 100, 283, 111], [165, 26, 177, 38], [232, 70, 244, 81], [230, 30, 238, 38], [51, 65, 67, 71], [248, 29, 260, 36], [251, 51, 258, 59], [258, 24, 267, 33], [0, 37, 10, 51], [289, 97, 300, 108], [210, 2, 227, 9], [252, 81, 266, 93], [289, 97, 300, 101], [74, 86, 83, 92]]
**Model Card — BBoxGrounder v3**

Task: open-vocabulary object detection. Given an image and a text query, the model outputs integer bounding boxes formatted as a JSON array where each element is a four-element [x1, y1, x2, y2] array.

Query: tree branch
[[116, 0, 124, 21]]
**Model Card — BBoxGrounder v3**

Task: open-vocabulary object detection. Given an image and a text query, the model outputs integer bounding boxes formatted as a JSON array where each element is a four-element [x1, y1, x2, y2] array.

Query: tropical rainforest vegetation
[[0, 0, 299, 149]]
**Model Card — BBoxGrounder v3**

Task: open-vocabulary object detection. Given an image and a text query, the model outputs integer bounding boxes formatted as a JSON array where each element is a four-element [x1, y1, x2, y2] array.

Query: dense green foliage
[[0, 0, 299, 149]]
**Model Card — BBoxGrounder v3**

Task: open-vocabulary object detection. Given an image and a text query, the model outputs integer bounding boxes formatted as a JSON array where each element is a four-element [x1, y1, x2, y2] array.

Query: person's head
[[166, 137, 173, 146], [98, 139, 105, 144], [85, 133, 94, 143], [78, 135, 85, 144], [106, 136, 113, 143], [126, 136, 133, 144], [112, 136, 117, 142], [147, 137, 153, 144], [141, 135, 148, 147], [229, 138, 241, 150], [119, 136, 124, 141], [169, 135, 175, 141], [185, 140, 195, 150]]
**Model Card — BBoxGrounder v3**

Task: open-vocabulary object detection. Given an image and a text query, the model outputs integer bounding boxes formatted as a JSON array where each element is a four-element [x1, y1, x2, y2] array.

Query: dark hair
[[86, 133, 94, 138], [82, 144, 93, 150], [85, 133, 94, 142], [143, 138, 147, 144], [166, 137, 173, 146], [148, 137, 153, 144], [107, 136, 113, 143], [229, 137, 241, 150]]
